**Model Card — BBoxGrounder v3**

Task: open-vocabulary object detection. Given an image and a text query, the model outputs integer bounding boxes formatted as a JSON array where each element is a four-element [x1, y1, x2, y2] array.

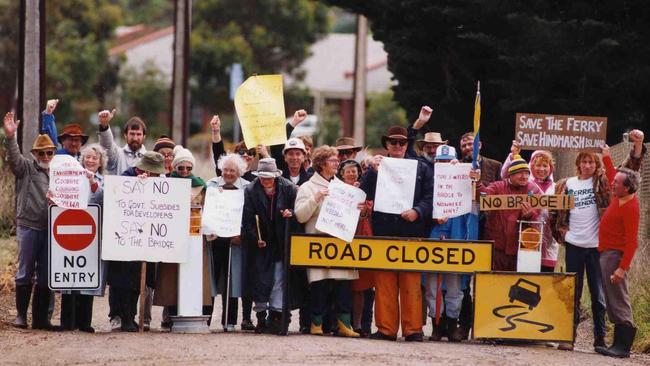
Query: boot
[[13, 284, 32, 329], [336, 314, 359, 338], [31, 287, 60, 331], [255, 311, 268, 334], [599, 324, 636, 358], [268, 311, 283, 335], [429, 319, 444, 341], [120, 290, 137, 332], [310, 315, 323, 335], [447, 317, 463, 342]]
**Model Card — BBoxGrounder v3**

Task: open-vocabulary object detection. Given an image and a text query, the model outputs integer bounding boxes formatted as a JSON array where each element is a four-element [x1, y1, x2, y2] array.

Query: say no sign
[[48, 205, 101, 290]]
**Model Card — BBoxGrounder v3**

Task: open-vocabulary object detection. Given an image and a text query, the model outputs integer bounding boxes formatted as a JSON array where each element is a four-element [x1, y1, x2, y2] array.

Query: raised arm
[[406, 106, 432, 159], [41, 99, 59, 146], [3, 112, 29, 177], [97, 109, 120, 173]]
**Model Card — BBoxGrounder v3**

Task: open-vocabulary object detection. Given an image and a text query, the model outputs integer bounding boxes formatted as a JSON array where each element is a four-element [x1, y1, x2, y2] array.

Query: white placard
[[315, 181, 367, 243], [201, 187, 245, 238], [433, 163, 473, 219], [101, 176, 191, 263], [49, 154, 90, 209], [373, 157, 417, 215]]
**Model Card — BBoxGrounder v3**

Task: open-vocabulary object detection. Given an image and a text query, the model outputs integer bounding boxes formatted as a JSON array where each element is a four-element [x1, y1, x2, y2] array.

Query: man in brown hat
[[3, 112, 59, 330], [361, 125, 433, 342], [415, 132, 447, 167], [335, 137, 363, 162], [57, 123, 89, 160]]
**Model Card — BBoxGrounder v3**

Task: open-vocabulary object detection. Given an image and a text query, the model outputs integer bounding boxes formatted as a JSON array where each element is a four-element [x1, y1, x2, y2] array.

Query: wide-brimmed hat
[[416, 132, 448, 149], [253, 158, 283, 178], [135, 151, 165, 175], [31, 134, 57, 152], [57, 124, 89, 145], [335, 137, 362, 152], [434, 144, 457, 161], [282, 138, 307, 154], [381, 125, 408, 148]]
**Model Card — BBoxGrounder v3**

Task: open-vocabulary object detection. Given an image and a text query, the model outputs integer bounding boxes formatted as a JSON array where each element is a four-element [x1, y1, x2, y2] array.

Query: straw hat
[[334, 137, 362, 152], [31, 134, 57, 152], [416, 132, 447, 149]]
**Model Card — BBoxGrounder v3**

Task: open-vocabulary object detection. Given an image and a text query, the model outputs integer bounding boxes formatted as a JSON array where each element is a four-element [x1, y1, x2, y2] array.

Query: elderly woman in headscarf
[[205, 153, 250, 331], [154, 146, 214, 329], [294, 146, 360, 337], [59, 143, 108, 333]]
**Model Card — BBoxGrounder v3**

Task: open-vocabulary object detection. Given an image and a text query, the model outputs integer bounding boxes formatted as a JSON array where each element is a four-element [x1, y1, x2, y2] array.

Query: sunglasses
[[388, 138, 407, 146], [37, 150, 55, 157], [177, 166, 193, 172], [237, 148, 257, 157], [338, 149, 354, 156]]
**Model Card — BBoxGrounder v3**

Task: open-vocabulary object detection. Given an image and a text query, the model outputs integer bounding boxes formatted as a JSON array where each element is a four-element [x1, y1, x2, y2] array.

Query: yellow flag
[[234, 74, 287, 147], [473, 82, 481, 134]]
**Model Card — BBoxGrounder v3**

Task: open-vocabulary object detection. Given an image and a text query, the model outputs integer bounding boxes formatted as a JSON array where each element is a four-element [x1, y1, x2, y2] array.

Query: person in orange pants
[[360, 124, 434, 342]]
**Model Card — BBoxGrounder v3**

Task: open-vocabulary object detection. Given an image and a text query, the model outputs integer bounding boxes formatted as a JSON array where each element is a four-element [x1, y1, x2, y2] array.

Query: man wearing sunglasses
[[361, 125, 433, 342], [335, 137, 363, 162], [4, 112, 59, 330]]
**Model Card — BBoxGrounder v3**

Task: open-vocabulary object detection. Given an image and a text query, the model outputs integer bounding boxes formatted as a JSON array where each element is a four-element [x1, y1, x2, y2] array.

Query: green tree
[[322, 0, 650, 159], [0, 0, 20, 113], [366, 91, 408, 148]]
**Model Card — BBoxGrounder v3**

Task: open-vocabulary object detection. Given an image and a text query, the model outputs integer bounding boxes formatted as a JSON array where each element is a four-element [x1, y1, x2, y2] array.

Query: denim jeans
[[15, 225, 48, 287], [425, 273, 463, 319], [565, 242, 607, 339], [254, 261, 284, 312]]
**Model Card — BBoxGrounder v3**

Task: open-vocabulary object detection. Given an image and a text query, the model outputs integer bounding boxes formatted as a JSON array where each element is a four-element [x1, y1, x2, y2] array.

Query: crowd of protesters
[[2, 98, 646, 358]]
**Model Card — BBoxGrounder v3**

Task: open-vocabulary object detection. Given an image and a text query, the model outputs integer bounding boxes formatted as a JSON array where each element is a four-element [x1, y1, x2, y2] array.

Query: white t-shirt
[[290, 175, 300, 184], [564, 177, 599, 248]]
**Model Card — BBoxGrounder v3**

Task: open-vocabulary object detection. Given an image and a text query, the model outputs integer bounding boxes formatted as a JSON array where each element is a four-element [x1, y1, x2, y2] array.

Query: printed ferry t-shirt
[[564, 177, 599, 248]]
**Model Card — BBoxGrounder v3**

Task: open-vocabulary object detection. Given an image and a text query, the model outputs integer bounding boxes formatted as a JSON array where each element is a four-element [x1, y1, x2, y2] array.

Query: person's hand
[[370, 155, 383, 170], [314, 189, 329, 203], [469, 169, 481, 181], [353, 181, 361, 188], [510, 140, 521, 156], [85, 169, 96, 184], [137, 172, 149, 180], [450, 159, 459, 165], [257, 240, 267, 248], [206, 234, 218, 241], [356, 201, 366, 211], [256, 144, 268, 158], [436, 216, 448, 224], [601, 144, 611, 158], [401, 209, 419, 222], [3, 112, 20, 138], [281, 209, 293, 218], [291, 109, 308, 126], [231, 236, 241, 246], [210, 114, 221, 132], [629, 129, 644, 144], [611, 268, 626, 284], [46, 99, 59, 114], [98, 109, 116, 127], [413, 106, 432, 129], [521, 201, 533, 217], [46, 190, 56, 205]]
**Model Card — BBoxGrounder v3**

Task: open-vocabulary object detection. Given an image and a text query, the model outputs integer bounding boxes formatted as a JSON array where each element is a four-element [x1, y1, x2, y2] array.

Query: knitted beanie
[[172, 147, 195, 169], [153, 135, 176, 152], [508, 154, 529, 175]]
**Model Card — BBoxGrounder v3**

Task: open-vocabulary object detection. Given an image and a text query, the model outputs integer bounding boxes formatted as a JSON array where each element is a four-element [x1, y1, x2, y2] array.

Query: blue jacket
[[41, 111, 59, 146]]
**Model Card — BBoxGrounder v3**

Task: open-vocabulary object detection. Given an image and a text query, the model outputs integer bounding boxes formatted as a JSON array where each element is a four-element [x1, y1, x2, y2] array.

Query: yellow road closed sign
[[473, 272, 576, 342], [290, 234, 492, 273]]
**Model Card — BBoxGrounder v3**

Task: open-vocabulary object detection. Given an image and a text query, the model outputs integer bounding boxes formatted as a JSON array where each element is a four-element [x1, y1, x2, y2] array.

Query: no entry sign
[[49, 205, 101, 290]]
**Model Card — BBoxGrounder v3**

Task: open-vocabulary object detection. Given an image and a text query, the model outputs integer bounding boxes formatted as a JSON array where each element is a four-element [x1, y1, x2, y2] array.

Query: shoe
[[31, 287, 59, 331], [111, 316, 122, 331], [14, 284, 32, 329], [599, 324, 636, 358], [369, 331, 397, 341], [241, 319, 256, 331], [405, 333, 424, 342], [430, 320, 444, 341], [143, 321, 151, 332], [447, 317, 463, 342], [354, 328, 370, 338], [255, 311, 268, 334], [160, 320, 172, 331], [223, 324, 235, 332], [336, 319, 360, 338], [457, 325, 470, 340], [310, 322, 324, 335], [557, 342, 574, 351], [121, 321, 137, 332], [79, 326, 95, 333], [593, 335, 606, 349]]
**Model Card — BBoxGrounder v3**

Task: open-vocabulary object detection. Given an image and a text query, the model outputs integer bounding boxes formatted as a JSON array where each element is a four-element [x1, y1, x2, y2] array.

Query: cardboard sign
[[49, 205, 101, 290], [433, 163, 473, 219], [49, 154, 90, 209], [473, 272, 576, 342], [290, 234, 493, 273], [515, 113, 607, 152], [480, 194, 574, 211], [315, 181, 366, 243], [374, 157, 418, 215], [201, 188, 245, 238], [234, 74, 287, 147], [101, 176, 191, 263]]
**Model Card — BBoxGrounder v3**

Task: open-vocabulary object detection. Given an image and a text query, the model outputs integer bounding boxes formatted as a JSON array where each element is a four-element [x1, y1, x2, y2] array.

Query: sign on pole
[[49, 205, 101, 290], [290, 234, 493, 273], [479, 194, 574, 211], [49, 154, 90, 209], [473, 272, 576, 342], [315, 180, 366, 243], [515, 113, 607, 152], [433, 163, 473, 219], [234, 74, 287, 147], [373, 157, 418, 215], [101, 176, 191, 263]]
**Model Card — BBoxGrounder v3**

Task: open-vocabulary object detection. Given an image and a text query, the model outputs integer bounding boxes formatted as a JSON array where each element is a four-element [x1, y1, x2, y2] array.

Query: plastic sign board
[[480, 194, 574, 211], [473, 272, 576, 342], [515, 113, 607, 152], [290, 234, 492, 273], [49, 205, 101, 290]]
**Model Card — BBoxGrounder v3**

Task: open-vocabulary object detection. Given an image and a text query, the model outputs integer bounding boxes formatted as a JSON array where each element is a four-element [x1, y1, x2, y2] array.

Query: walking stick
[[139, 261, 146, 332], [435, 274, 442, 326], [224, 242, 233, 332], [280, 216, 291, 336]]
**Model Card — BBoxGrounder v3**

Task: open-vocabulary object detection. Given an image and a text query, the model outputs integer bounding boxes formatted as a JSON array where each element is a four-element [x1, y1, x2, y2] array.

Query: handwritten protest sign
[[202, 187, 245, 238], [374, 157, 418, 215], [480, 194, 574, 211], [433, 163, 472, 219], [515, 113, 607, 152], [234, 74, 287, 147], [101, 176, 191, 263], [315, 180, 366, 243], [49, 155, 90, 209]]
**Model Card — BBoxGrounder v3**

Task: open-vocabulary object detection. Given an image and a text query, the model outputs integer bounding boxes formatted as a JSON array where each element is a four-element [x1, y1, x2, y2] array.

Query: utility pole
[[171, 0, 191, 146], [352, 14, 367, 146]]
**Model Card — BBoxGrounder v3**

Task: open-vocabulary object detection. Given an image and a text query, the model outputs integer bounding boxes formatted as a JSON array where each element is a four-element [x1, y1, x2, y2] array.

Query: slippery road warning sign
[[473, 272, 576, 342], [49, 205, 101, 290]]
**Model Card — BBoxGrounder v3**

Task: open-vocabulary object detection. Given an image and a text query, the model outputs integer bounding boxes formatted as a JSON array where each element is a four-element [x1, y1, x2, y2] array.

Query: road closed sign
[[48, 205, 101, 290], [473, 272, 576, 342]]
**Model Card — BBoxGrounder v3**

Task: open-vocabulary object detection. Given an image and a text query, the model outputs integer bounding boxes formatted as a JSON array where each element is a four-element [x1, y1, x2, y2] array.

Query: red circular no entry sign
[[53, 209, 97, 251]]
